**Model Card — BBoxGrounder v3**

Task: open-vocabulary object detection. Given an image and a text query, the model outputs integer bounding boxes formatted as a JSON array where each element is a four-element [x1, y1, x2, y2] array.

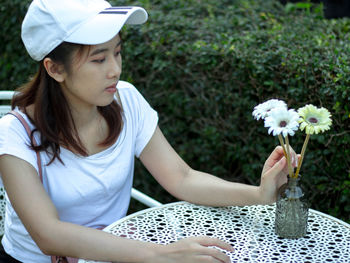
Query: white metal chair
[[0, 90, 161, 235], [0, 91, 14, 118]]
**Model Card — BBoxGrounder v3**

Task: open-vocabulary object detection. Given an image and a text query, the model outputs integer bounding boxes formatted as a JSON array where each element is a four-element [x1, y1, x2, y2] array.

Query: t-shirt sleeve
[[0, 114, 40, 186], [133, 87, 158, 157], [118, 81, 158, 158]]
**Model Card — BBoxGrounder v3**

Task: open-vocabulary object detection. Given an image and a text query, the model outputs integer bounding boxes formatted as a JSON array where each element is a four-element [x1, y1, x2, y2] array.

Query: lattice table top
[[79, 201, 350, 263]]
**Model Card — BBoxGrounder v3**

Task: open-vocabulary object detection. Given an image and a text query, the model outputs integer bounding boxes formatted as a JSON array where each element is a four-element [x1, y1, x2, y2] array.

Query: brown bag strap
[[8, 111, 43, 183]]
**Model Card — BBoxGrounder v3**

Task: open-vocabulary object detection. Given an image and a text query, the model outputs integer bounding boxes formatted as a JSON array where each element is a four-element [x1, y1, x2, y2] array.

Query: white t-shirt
[[0, 81, 158, 263]]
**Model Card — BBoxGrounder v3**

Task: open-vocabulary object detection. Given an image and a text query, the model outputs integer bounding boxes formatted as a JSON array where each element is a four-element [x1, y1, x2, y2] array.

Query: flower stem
[[278, 134, 287, 158], [294, 133, 310, 178], [284, 135, 294, 179]]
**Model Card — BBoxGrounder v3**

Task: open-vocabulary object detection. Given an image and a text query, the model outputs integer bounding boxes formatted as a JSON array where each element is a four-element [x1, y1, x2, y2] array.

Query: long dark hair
[[12, 42, 123, 164]]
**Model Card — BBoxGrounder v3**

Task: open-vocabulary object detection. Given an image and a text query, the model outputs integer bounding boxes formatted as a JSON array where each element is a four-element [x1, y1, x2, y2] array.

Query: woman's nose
[[107, 56, 122, 79]]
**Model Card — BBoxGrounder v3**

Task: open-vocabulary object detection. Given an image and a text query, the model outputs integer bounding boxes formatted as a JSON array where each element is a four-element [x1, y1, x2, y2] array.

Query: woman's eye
[[92, 58, 105, 63], [115, 50, 121, 57]]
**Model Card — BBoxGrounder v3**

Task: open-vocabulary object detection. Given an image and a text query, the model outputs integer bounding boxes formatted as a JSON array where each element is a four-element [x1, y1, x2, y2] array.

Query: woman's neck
[[69, 106, 110, 155], [69, 104, 100, 130]]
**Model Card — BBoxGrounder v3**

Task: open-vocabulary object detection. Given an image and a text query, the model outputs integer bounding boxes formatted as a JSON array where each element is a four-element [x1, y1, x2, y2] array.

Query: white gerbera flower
[[264, 107, 300, 137], [252, 99, 287, 120]]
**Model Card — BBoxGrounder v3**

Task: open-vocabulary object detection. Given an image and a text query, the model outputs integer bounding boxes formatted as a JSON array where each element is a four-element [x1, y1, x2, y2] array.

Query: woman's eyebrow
[[89, 41, 122, 57]]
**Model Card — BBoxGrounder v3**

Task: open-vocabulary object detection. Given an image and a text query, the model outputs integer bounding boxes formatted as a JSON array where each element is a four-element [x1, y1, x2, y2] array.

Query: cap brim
[[65, 6, 148, 45]]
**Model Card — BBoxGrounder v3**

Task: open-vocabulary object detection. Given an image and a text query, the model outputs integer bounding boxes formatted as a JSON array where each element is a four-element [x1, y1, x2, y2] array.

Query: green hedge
[[1, 0, 349, 223]]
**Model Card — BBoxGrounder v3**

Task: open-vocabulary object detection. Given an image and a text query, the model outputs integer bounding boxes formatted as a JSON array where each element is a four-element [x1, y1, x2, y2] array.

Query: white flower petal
[[263, 107, 299, 137], [252, 99, 287, 120]]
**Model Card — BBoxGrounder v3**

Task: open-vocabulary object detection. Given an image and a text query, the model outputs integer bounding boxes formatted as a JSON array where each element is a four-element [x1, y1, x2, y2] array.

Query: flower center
[[279, 120, 288, 127], [308, 117, 318, 124]]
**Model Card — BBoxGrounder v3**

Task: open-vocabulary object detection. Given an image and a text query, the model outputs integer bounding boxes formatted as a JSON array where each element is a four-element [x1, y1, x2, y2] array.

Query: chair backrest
[[0, 91, 14, 119], [0, 90, 161, 235], [0, 91, 15, 101]]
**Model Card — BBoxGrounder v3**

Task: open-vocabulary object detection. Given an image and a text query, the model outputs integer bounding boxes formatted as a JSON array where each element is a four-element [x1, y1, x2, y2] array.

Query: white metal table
[[79, 201, 350, 263]]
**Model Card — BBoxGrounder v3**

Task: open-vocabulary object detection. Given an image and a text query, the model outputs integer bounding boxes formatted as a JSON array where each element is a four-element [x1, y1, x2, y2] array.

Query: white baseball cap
[[22, 0, 148, 61]]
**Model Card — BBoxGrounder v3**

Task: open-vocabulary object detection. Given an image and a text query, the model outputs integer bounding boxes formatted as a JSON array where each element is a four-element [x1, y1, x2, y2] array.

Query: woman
[[0, 0, 298, 262]]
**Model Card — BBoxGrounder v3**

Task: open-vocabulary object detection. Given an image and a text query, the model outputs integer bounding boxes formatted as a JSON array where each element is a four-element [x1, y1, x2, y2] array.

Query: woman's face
[[60, 34, 122, 111]]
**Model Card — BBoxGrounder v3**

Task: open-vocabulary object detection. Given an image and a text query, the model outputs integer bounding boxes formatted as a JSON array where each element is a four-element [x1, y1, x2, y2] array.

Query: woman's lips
[[105, 85, 117, 93]]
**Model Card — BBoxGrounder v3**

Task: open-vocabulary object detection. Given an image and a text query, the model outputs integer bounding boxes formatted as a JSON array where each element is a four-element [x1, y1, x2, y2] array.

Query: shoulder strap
[[8, 111, 43, 183]]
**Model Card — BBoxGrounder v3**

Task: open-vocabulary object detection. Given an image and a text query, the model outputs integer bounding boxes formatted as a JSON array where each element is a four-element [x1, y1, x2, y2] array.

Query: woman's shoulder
[[0, 108, 32, 128], [0, 110, 22, 129], [0, 110, 32, 138], [0, 110, 32, 152], [116, 80, 144, 104]]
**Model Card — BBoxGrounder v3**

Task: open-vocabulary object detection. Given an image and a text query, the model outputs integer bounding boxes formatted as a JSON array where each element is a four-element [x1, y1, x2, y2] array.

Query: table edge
[[103, 201, 186, 232], [308, 208, 350, 228]]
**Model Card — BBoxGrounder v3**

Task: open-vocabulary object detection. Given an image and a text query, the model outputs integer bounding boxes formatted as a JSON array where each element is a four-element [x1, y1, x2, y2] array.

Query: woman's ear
[[43, 58, 66, 82]]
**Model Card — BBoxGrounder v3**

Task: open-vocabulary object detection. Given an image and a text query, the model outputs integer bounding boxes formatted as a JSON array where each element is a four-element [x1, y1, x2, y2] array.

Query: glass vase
[[275, 175, 309, 239]]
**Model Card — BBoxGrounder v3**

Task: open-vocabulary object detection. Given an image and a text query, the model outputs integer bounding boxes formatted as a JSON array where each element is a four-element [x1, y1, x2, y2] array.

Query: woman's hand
[[258, 146, 300, 204], [145, 236, 233, 263]]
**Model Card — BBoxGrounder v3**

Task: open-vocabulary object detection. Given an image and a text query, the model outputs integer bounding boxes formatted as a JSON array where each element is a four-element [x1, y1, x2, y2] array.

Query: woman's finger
[[198, 252, 231, 263], [269, 146, 285, 162], [196, 246, 231, 263], [176, 237, 232, 263], [197, 237, 234, 252], [262, 146, 285, 173], [286, 145, 298, 167], [264, 156, 288, 178]]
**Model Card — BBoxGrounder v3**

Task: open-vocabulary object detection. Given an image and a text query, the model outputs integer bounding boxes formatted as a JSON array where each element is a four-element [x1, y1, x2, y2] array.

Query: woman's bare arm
[[0, 154, 232, 263], [140, 126, 296, 206]]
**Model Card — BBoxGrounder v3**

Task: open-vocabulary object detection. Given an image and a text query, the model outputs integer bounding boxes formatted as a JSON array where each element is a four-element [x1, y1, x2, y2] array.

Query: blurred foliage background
[[1, 0, 349, 223]]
